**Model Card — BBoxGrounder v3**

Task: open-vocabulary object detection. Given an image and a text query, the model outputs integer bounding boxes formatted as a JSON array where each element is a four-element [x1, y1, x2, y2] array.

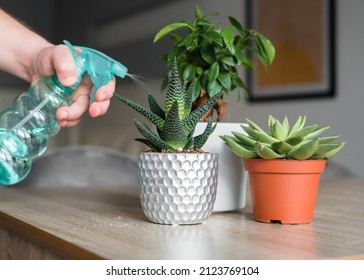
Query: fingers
[[56, 76, 90, 127], [50, 44, 78, 87], [89, 77, 115, 117], [56, 76, 116, 126], [89, 99, 111, 118], [49, 44, 116, 127], [56, 94, 89, 127]]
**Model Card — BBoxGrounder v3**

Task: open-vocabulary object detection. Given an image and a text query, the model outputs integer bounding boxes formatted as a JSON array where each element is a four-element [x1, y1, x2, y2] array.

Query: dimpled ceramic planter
[[138, 152, 218, 225], [244, 159, 326, 224]]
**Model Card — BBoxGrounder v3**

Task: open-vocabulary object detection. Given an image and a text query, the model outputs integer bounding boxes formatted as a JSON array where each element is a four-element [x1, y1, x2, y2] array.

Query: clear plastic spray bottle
[[0, 40, 128, 185]]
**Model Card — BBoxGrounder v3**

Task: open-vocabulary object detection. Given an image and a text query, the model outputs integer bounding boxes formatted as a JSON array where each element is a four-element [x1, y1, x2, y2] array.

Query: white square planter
[[195, 122, 248, 212]]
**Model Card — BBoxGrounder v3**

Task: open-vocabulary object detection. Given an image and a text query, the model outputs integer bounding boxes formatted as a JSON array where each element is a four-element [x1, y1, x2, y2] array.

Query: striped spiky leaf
[[165, 58, 184, 119], [134, 138, 157, 151], [182, 90, 223, 136], [160, 101, 187, 149], [193, 118, 217, 149], [148, 95, 164, 119], [114, 94, 165, 130], [134, 120, 173, 151], [183, 81, 194, 118], [183, 129, 195, 149]]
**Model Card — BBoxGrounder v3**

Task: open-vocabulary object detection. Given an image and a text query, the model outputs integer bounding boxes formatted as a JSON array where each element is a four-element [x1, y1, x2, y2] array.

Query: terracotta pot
[[244, 159, 326, 224]]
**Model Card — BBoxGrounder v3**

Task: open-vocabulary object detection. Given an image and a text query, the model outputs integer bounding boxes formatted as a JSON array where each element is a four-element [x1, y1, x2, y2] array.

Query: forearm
[[0, 9, 53, 82]]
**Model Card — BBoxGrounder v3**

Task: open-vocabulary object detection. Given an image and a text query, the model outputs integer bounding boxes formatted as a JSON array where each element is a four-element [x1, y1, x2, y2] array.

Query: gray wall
[[0, 0, 363, 177]]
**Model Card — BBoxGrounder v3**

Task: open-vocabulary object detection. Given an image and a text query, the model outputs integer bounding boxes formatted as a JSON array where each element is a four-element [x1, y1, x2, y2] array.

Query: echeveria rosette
[[221, 115, 345, 160]]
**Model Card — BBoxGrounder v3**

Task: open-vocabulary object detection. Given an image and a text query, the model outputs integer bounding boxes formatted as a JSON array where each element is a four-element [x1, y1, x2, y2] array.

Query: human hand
[[31, 44, 115, 127]]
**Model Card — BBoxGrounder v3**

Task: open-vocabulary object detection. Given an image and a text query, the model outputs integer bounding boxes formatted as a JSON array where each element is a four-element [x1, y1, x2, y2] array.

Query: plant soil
[[146, 148, 206, 154]]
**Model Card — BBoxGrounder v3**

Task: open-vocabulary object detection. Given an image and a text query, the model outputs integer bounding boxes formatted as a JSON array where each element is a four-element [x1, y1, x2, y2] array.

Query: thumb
[[50, 44, 77, 86]]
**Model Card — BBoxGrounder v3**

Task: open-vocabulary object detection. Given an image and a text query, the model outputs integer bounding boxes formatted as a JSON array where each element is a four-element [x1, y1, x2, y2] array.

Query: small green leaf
[[255, 141, 284, 159], [208, 62, 220, 82], [217, 71, 232, 90], [200, 71, 209, 89], [310, 142, 345, 159], [258, 34, 276, 65], [234, 36, 248, 51], [183, 33, 197, 49], [252, 32, 275, 68], [182, 65, 197, 82], [200, 39, 216, 64], [318, 136, 341, 144], [228, 16, 245, 36], [196, 67, 204, 76], [234, 51, 245, 64], [271, 141, 292, 154], [235, 76, 247, 91], [241, 57, 254, 69], [201, 31, 222, 46], [315, 143, 344, 156], [193, 4, 204, 19], [207, 80, 223, 97], [153, 22, 192, 43], [235, 52, 253, 69], [288, 139, 319, 160], [192, 78, 201, 101], [171, 33, 183, 44], [256, 51, 269, 70], [167, 46, 185, 62], [220, 55, 236, 66], [222, 27, 235, 54], [222, 136, 258, 158]]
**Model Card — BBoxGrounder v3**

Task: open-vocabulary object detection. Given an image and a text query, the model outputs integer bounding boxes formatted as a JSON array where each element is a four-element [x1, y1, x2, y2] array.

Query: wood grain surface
[[1, 178, 364, 260]]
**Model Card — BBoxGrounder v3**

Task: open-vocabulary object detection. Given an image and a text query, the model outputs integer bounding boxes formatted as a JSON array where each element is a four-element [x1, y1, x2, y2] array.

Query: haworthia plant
[[114, 59, 222, 152], [221, 115, 345, 160]]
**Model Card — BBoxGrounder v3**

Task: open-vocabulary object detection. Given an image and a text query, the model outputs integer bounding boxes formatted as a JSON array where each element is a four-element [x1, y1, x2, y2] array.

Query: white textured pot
[[138, 152, 219, 225], [195, 122, 248, 212]]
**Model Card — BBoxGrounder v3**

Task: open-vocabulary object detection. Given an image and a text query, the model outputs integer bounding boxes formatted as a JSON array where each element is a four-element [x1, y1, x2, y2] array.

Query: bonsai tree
[[153, 5, 275, 121], [114, 58, 223, 152], [220, 115, 345, 160]]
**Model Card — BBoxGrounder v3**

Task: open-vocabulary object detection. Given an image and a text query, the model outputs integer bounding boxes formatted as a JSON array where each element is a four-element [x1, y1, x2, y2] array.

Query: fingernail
[[62, 76, 76, 86], [94, 108, 100, 117], [59, 111, 68, 120], [99, 92, 106, 101], [58, 120, 67, 127]]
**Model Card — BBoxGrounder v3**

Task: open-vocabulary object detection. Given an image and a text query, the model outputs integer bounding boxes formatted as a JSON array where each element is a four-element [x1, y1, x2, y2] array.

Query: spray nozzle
[[63, 40, 128, 103]]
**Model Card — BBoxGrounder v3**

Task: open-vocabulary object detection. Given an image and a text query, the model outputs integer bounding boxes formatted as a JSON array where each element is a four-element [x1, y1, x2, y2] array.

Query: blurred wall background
[[0, 0, 362, 177]]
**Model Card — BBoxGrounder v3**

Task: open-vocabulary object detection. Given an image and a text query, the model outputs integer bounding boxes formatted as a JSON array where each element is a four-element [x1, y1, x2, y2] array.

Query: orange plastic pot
[[244, 159, 326, 224]]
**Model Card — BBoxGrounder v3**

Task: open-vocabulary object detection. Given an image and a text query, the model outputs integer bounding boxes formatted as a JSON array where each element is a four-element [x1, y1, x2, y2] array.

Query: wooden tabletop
[[1, 178, 364, 260]]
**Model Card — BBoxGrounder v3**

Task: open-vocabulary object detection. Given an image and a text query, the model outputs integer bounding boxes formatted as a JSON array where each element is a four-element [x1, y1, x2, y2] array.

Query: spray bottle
[[0, 40, 128, 185]]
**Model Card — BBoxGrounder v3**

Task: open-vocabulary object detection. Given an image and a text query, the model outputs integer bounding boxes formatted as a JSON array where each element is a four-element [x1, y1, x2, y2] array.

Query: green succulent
[[153, 5, 275, 102], [221, 115, 345, 160], [114, 59, 222, 152]]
